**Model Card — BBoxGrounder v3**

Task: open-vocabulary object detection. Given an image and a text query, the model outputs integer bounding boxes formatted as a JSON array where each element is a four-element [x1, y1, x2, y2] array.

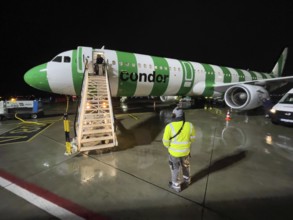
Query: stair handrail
[[104, 62, 118, 146], [73, 59, 89, 137], [76, 61, 90, 151]]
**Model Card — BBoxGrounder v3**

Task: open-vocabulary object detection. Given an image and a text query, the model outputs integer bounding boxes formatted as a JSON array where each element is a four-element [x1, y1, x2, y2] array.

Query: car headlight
[[270, 108, 276, 114]]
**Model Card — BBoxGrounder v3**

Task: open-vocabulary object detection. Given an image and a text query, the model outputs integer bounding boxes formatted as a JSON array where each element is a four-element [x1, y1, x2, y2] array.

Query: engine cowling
[[160, 96, 179, 103], [224, 84, 269, 110]]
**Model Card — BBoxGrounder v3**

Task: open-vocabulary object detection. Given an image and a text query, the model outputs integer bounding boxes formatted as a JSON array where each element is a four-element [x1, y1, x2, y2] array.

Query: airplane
[[24, 46, 293, 111]]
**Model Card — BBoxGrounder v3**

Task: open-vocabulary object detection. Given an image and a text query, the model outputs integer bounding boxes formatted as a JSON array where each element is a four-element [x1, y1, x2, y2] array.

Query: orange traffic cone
[[225, 110, 231, 121]]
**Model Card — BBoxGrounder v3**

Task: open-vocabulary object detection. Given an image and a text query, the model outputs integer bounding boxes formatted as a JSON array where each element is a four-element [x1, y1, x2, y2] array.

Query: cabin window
[[138, 63, 141, 68], [52, 56, 62, 62], [64, 56, 71, 63], [112, 60, 116, 65], [173, 67, 176, 71], [155, 66, 158, 70], [164, 67, 167, 70], [144, 64, 147, 68], [125, 62, 129, 67], [149, 64, 152, 69], [178, 67, 181, 71], [159, 66, 163, 70], [119, 62, 123, 66], [132, 63, 136, 67]]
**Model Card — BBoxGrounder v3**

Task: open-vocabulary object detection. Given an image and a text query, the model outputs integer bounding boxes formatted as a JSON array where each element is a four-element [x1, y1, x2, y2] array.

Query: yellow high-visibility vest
[[162, 121, 196, 157]]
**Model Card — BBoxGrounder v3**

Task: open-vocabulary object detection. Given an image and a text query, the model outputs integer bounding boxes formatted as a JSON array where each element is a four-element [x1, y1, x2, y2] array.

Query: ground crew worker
[[162, 106, 196, 192]]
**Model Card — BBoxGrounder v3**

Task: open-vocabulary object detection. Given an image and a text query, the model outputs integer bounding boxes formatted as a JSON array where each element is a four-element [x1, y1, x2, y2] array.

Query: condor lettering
[[120, 71, 169, 83]]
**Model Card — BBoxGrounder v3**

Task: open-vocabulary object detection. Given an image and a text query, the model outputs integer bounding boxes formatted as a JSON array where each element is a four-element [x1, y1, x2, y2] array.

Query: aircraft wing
[[214, 75, 293, 93]]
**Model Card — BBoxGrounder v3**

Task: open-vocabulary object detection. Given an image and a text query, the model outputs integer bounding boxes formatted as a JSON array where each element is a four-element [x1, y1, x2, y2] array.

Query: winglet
[[271, 47, 288, 77]]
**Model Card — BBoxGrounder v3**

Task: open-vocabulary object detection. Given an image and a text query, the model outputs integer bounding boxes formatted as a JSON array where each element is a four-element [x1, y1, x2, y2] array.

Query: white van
[[270, 88, 293, 125]]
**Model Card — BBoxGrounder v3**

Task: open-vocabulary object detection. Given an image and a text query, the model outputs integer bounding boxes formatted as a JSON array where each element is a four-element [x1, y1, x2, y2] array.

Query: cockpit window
[[52, 56, 62, 62], [52, 56, 71, 63], [64, 56, 71, 63]]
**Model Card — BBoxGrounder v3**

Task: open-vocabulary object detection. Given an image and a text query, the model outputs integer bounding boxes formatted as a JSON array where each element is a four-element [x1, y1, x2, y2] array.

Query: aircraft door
[[182, 61, 194, 87], [77, 46, 93, 73]]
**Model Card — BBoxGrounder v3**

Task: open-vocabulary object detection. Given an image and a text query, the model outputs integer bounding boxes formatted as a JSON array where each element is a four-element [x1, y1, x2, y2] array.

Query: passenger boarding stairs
[[76, 58, 117, 152]]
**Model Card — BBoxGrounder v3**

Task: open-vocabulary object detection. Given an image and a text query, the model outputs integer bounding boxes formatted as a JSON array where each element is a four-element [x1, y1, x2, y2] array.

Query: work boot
[[183, 177, 191, 186], [168, 182, 181, 192]]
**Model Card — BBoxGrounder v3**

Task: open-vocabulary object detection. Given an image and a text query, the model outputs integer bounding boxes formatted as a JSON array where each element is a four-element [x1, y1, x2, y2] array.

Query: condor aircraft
[[24, 46, 293, 111]]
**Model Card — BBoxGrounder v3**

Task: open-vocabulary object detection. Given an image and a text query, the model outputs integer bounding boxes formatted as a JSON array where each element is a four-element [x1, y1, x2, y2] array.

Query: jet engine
[[160, 96, 179, 103], [224, 84, 269, 110]]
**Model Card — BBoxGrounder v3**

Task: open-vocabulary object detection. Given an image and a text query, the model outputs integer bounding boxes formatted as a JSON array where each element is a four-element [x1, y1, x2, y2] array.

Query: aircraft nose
[[24, 63, 51, 93]]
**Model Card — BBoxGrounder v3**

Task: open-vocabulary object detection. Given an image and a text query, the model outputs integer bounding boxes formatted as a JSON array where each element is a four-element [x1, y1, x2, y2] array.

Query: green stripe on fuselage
[[117, 51, 137, 96], [177, 61, 195, 95], [77, 47, 83, 72], [220, 66, 232, 83], [149, 56, 169, 96], [259, 72, 268, 79], [248, 71, 257, 80], [202, 64, 215, 97], [72, 50, 83, 95], [236, 69, 245, 82]]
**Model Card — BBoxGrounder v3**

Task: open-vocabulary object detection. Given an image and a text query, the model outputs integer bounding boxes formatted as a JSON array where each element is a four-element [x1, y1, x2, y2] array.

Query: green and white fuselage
[[24, 46, 293, 110]]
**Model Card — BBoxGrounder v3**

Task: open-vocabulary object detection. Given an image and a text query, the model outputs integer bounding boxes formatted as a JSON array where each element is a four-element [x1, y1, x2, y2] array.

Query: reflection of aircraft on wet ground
[[192, 109, 293, 162], [24, 46, 293, 111]]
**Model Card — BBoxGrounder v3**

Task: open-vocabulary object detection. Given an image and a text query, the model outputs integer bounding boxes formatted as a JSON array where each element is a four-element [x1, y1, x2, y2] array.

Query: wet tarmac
[[0, 98, 293, 220]]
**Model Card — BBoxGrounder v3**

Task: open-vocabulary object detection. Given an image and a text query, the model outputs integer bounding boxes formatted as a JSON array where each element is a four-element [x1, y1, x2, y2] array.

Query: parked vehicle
[[270, 88, 293, 125], [0, 99, 44, 120]]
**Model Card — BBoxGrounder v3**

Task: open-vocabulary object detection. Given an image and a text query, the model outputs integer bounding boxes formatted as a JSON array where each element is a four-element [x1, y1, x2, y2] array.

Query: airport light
[[86, 102, 91, 109]]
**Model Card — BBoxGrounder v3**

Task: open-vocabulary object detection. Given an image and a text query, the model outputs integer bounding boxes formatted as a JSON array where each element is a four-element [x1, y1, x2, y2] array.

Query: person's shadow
[[181, 150, 247, 190]]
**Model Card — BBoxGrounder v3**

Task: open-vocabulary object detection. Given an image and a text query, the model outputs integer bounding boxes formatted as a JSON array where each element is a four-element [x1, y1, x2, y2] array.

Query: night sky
[[2, 1, 293, 97]]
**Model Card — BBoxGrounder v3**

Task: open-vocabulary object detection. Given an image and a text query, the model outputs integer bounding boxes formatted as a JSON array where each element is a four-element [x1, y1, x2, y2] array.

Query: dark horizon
[[2, 1, 293, 97]]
